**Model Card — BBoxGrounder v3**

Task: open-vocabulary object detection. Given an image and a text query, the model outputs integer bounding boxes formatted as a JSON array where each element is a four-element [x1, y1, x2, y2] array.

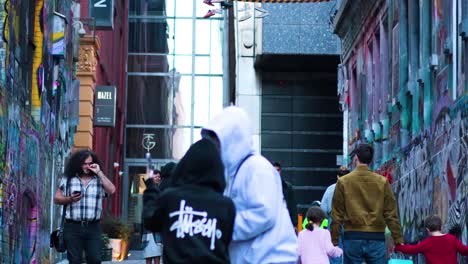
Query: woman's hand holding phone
[[145, 169, 155, 181], [69, 191, 82, 203]]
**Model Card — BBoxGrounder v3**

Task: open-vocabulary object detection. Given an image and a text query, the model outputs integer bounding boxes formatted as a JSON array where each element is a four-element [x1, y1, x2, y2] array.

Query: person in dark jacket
[[143, 138, 236, 264], [273, 162, 298, 230], [158, 162, 176, 191]]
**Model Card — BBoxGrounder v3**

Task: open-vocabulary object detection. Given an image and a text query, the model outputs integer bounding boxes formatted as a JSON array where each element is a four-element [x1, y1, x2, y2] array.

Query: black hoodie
[[143, 139, 236, 264]]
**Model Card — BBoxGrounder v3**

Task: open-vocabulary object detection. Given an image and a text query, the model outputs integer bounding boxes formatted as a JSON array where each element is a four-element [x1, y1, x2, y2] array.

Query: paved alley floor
[[57, 250, 147, 264]]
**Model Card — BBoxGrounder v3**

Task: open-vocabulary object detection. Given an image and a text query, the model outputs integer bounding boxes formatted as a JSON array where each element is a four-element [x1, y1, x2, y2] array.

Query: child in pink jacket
[[297, 206, 343, 264]]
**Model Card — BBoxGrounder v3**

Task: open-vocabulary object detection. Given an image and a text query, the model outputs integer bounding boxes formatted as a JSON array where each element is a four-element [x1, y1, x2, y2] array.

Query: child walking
[[395, 215, 468, 264], [297, 206, 343, 264]]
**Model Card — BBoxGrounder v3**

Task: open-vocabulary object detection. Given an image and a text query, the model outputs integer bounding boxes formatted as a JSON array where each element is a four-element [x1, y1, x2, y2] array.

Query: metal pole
[[146, 152, 152, 174], [49, 152, 56, 262], [223, 5, 231, 107]]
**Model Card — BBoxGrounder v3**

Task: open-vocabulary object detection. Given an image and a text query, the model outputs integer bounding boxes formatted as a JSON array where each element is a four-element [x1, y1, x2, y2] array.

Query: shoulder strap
[[227, 153, 254, 196], [93, 176, 103, 221], [60, 177, 71, 228]]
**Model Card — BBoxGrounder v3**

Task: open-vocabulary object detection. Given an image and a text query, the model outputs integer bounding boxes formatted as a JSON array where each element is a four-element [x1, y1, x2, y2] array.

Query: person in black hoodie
[[143, 138, 236, 264], [158, 162, 176, 192]]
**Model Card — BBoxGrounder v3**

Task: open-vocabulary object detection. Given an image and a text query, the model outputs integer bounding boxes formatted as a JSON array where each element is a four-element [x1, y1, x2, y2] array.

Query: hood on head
[[170, 138, 225, 193], [161, 162, 176, 179], [201, 106, 255, 177]]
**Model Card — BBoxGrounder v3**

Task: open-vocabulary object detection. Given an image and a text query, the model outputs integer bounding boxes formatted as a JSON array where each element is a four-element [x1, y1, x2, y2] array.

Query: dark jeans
[[64, 221, 102, 264], [343, 239, 386, 264]]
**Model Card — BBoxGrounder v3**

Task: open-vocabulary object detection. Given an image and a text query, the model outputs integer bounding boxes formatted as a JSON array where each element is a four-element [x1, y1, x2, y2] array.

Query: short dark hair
[[424, 215, 442, 232], [273, 162, 281, 168], [351, 143, 374, 164], [305, 206, 326, 231], [64, 149, 102, 178], [337, 166, 350, 177]]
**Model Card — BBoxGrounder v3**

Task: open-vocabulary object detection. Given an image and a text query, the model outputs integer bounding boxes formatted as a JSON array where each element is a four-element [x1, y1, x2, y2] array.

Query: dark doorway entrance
[[258, 55, 342, 216]]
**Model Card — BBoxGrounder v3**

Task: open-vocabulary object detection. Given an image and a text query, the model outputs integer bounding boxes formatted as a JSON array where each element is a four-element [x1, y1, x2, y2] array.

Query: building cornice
[[77, 35, 101, 81], [333, 0, 385, 59]]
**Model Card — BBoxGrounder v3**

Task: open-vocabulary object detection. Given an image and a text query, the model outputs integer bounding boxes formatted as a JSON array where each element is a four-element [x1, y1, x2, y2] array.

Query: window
[[126, 0, 225, 160]]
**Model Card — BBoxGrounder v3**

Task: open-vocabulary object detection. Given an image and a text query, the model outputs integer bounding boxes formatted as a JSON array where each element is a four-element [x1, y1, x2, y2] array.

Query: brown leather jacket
[[330, 165, 403, 245]]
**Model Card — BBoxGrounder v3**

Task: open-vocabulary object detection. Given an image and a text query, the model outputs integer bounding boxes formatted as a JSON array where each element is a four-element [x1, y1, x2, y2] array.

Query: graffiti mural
[[335, 1, 468, 263], [31, 0, 44, 122], [0, 0, 78, 262]]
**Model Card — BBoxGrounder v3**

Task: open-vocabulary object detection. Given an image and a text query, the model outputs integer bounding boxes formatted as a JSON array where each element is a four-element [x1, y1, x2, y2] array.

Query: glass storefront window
[[126, 1, 225, 158], [128, 54, 173, 73], [174, 19, 194, 55], [130, 0, 175, 17], [173, 55, 193, 74], [209, 77, 224, 117], [175, 0, 193, 17], [195, 56, 211, 75], [195, 20, 211, 55], [125, 0, 226, 225], [129, 19, 170, 53], [125, 127, 195, 160], [166, 0, 176, 17], [127, 75, 174, 125], [176, 75, 193, 127], [194, 77, 211, 126]]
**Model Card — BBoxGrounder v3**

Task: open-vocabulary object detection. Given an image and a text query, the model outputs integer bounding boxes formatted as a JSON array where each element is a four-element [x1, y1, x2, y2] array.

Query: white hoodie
[[202, 106, 298, 264]]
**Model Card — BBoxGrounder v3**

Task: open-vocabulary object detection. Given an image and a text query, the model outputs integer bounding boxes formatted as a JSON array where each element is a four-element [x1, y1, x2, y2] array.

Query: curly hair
[[64, 149, 102, 178]]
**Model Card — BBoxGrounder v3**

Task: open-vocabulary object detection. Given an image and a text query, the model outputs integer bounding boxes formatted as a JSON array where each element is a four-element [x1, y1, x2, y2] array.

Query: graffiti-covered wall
[[0, 0, 78, 262], [335, 0, 467, 262]]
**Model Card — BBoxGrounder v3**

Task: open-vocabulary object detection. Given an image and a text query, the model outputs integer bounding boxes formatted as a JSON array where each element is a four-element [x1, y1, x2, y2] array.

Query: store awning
[[233, 0, 331, 2]]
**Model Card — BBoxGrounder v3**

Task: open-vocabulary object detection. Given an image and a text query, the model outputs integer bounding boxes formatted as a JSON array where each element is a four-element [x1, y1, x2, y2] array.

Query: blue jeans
[[343, 239, 386, 264]]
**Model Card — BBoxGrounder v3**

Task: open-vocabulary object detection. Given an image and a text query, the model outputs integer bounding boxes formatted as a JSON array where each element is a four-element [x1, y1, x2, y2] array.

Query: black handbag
[[50, 177, 70, 252], [50, 204, 67, 252]]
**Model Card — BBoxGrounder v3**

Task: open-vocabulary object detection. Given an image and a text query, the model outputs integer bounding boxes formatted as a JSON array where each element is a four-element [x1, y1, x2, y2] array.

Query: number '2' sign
[[89, 0, 114, 29], [94, 0, 106, 7]]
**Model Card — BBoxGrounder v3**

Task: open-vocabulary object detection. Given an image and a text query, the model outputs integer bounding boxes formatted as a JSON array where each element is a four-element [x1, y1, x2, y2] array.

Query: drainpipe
[[399, 0, 410, 147], [49, 152, 56, 262], [421, 0, 432, 129], [451, 0, 457, 100], [223, 8, 230, 107]]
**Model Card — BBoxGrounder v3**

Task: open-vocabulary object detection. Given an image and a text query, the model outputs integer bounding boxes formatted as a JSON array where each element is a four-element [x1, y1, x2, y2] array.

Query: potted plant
[[101, 234, 112, 261], [117, 223, 133, 261], [101, 215, 124, 260], [101, 215, 121, 238], [100, 215, 133, 261]]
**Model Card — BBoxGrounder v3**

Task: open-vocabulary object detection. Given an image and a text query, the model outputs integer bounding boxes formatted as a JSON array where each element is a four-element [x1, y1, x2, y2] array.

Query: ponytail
[[305, 206, 326, 232]]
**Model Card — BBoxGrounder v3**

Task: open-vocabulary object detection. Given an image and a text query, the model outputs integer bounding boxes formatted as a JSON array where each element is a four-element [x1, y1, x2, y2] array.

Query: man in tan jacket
[[331, 143, 403, 264]]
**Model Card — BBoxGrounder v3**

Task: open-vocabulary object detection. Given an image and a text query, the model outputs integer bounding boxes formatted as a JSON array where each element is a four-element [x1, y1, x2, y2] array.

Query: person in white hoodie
[[201, 106, 298, 264]]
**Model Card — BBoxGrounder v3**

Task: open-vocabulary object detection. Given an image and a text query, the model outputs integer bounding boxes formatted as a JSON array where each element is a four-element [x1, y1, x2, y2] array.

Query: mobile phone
[[72, 191, 81, 195]]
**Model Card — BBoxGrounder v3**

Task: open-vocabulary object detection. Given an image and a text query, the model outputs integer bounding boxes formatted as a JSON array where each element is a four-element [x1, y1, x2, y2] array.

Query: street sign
[[89, 0, 114, 29], [94, 86, 116, 127]]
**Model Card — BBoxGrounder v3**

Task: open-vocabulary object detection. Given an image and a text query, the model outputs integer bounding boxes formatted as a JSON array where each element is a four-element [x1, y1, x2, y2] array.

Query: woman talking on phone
[[54, 149, 116, 264]]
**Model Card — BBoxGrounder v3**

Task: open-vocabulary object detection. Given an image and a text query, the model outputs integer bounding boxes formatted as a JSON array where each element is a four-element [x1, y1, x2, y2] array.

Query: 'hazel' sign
[[94, 86, 116, 127]]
